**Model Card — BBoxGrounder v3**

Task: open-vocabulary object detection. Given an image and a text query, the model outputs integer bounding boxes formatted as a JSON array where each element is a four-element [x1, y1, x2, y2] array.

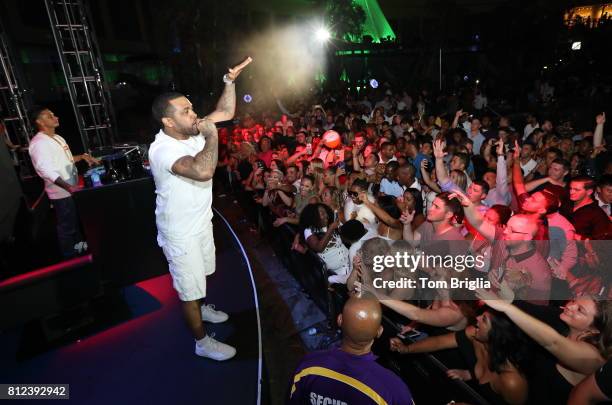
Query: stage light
[[475, 79, 480, 84], [571, 41, 582, 50], [369, 79, 378, 88], [315, 27, 330, 42], [543, 66, 548, 70], [243, 94, 252, 103]]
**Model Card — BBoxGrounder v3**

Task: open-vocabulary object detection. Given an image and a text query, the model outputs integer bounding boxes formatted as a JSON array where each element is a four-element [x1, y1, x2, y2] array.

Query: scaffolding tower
[[44, 0, 116, 152], [0, 18, 33, 150]]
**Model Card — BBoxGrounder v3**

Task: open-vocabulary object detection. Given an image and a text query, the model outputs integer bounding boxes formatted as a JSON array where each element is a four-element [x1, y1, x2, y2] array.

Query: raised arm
[[494, 140, 510, 202], [477, 292, 605, 375], [451, 109, 463, 129], [360, 191, 402, 229], [420, 159, 441, 193], [390, 331, 458, 354], [449, 189, 496, 242], [511, 140, 527, 196], [401, 209, 422, 247], [171, 119, 219, 181], [433, 139, 451, 185], [305, 219, 340, 253], [206, 57, 252, 123], [593, 112, 605, 148]]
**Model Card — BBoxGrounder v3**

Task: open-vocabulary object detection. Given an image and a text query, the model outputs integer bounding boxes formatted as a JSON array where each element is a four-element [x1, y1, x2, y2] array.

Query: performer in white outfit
[[148, 57, 252, 361]]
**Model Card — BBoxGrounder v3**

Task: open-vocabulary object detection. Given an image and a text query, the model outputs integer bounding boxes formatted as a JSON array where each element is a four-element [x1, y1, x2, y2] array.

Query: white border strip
[[213, 207, 262, 405]]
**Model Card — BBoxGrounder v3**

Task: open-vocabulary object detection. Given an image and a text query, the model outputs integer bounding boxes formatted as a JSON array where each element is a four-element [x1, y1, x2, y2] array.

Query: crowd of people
[[212, 85, 611, 404]]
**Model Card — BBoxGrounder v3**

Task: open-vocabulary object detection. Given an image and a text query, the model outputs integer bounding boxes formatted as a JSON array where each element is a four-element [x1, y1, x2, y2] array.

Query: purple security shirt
[[288, 347, 414, 405]]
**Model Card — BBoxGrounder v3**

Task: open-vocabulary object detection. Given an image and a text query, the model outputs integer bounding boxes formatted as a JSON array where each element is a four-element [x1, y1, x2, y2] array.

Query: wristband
[[222, 74, 233, 84]]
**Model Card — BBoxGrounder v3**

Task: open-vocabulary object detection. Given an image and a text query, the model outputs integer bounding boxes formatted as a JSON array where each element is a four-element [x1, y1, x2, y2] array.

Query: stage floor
[[0, 214, 262, 405]]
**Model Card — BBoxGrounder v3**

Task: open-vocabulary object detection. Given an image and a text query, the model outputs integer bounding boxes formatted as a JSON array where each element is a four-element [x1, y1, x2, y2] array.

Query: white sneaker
[[201, 304, 229, 323], [195, 333, 236, 361]]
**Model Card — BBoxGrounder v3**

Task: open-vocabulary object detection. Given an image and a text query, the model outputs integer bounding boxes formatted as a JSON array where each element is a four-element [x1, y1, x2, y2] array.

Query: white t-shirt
[[344, 196, 377, 228], [520, 158, 538, 177], [149, 130, 213, 242], [28, 132, 77, 200]]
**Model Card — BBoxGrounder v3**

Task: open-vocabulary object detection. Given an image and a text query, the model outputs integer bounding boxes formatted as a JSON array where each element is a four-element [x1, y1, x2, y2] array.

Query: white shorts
[[159, 223, 215, 301]]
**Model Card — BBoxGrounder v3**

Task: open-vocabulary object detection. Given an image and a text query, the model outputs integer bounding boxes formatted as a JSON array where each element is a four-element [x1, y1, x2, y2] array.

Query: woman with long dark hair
[[389, 309, 531, 404], [299, 203, 350, 283], [477, 289, 612, 404]]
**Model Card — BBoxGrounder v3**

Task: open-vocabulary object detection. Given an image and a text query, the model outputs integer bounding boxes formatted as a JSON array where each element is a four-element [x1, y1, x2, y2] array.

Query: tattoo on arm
[[214, 84, 236, 120], [172, 128, 219, 181]]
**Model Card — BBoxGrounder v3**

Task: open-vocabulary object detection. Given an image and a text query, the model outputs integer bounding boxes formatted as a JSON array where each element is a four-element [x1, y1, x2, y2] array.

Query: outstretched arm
[[381, 299, 464, 328], [511, 140, 527, 196], [449, 189, 496, 242], [206, 57, 252, 123], [433, 139, 451, 185], [477, 290, 605, 375], [594, 112, 605, 148]]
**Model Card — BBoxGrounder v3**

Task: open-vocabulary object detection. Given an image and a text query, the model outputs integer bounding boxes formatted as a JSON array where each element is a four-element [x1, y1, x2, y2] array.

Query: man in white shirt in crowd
[[28, 107, 99, 257], [519, 141, 538, 179], [148, 57, 251, 361], [523, 113, 540, 140]]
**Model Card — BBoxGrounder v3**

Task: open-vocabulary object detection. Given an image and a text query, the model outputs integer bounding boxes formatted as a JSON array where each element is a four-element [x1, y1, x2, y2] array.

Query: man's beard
[[177, 121, 199, 137]]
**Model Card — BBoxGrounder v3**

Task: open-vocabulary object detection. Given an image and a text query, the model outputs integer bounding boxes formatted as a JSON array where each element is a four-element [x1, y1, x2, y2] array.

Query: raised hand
[[596, 112, 606, 126], [474, 288, 512, 312], [433, 139, 447, 159], [513, 140, 520, 160], [495, 136, 504, 156], [226, 56, 253, 82], [448, 189, 471, 207]]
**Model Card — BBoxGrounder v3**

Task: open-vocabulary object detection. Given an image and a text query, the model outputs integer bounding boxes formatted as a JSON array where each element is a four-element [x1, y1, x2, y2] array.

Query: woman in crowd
[[389, 308, 531, 404], [299, 203, 350, 284], [477, 289, 612, 404]]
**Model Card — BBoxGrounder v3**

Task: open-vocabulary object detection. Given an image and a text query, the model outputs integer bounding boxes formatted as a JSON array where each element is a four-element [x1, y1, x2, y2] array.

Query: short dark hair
[[436, 192, 464, 223], [571, 175, 596, 191], [351, 179, 369, 191], [598, 174, 612, 188], [29, 105, 49, 128], [546, 147, 563, 160], [551, 158, 570, 172], [386, 161, 400, 171], [453, 152, 469, 169], [152, 92, 184, 126], [472, 180, 490, 195]]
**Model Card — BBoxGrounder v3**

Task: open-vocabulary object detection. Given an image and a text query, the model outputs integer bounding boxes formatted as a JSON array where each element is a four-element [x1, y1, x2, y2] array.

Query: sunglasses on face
[[348, 191, 359, 197]]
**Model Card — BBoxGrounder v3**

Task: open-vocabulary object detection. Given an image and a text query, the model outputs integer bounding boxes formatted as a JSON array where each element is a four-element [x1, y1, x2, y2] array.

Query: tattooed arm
[[171, 119, 219, 182], [206, 57, 252, 123], [206, 82, 236, 123]]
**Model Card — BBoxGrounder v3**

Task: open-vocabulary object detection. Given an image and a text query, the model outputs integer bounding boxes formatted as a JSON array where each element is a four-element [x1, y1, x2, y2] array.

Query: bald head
[[339, 294, 383, 347]]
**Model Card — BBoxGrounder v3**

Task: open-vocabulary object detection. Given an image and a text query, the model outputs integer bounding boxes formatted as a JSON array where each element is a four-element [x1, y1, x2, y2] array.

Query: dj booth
[[0, 144, 167, 334], [72, 176, 167, 287]]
